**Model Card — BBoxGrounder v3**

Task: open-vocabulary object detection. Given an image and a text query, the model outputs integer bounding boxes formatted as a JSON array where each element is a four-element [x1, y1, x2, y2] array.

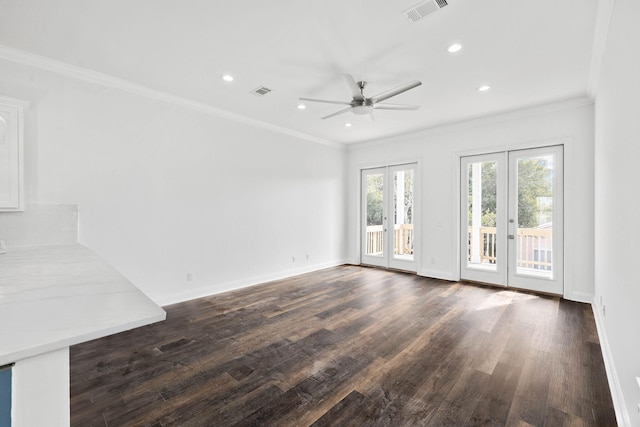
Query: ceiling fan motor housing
[[352, 104, 373, 115], [299, 74, 421, 119]]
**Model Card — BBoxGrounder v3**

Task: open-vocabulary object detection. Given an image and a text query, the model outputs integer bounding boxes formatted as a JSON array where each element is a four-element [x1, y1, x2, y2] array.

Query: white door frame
[[459, 152, 508, 286], [459, 145, 564, 295], [361, 163, 418, 273], [361, 167, 387, 269], [507, 145, 564, 294]]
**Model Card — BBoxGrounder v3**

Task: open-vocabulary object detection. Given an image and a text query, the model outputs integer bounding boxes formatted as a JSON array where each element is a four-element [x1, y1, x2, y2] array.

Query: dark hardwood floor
[[70, 266, 617, 426]]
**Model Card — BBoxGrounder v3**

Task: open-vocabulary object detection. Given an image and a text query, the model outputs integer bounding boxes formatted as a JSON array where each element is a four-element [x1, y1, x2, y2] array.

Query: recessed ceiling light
[[297, 104, 306, 110], [478, 85, 491, 92], [222, 74, 234, 82], [345, 123, 352, 128], [447, 43, 462, 53]]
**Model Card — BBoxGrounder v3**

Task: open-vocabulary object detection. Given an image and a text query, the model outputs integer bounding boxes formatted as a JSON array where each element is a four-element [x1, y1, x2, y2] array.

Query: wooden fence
[[468, 226, 552, 270], [365, 224, 414, 256], [366, 225, 551, 270]]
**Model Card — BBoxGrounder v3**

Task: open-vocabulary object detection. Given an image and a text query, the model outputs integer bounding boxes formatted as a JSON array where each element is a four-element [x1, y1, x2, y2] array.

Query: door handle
[[508, 235, 515, 239]]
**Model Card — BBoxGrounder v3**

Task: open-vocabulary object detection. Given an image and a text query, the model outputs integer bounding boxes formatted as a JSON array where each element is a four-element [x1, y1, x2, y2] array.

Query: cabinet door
[[0, 364, 11, 427], [0, 98, 25, 212]]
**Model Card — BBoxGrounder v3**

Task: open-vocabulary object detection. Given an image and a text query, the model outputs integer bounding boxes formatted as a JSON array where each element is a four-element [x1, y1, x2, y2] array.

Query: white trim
[[348, 97, 593, 150], [592, 302, 631, 426], [0, 96, 27, 212], [360, 167, 388, 269], [587, 0, 616, 99], [155, 259, 348, 307], [357, 159, 421, 274], [565, 290, 594, 304], [0, 95, 29, 108], [0, 44, 340, 149], [456, 139, 574, 297], [452, 151, 462, 282], [459, 152, 508, 286], [418, 268, 456, 282], [454, 136, 571, 159]]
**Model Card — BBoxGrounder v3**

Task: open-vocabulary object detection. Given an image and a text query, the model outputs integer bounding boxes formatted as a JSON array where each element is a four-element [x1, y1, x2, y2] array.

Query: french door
[[361, 164, 417, 272], [460, 146, 563, 295]]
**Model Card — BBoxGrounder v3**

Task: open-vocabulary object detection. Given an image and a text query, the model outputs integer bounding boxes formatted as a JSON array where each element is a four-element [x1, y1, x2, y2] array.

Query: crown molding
[[587, 0, 616, 100], [0, 44, 343, 149], [348, 96, 593, 150]]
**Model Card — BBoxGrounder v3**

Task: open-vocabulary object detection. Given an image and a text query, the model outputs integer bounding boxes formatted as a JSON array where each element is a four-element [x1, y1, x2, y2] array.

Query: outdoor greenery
[[468, 157, 552, 228], [366, 158, 552, 230], [366, 171, 414, 227], [366, 175, 384, 226]]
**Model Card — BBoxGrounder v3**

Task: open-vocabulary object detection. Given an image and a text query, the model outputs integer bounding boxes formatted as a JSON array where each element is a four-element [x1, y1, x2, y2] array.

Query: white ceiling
[[0, 0, 599, 144]]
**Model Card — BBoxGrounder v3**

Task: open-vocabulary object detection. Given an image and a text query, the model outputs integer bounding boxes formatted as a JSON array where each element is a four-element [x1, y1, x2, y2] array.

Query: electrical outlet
[[306, 253, 309, 260], [292, 256, 295, 263], [187, 272, 193, 281], [431, 257, 436, 264]]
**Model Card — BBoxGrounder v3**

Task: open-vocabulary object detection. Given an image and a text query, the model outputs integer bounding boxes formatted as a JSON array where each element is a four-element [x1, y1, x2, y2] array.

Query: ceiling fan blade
[[370, 80, 422, 104], [321, 107, 353, 120], [342, 74, 365, 102], [299, 97, 352, 106], [373, 103, 420, 111]]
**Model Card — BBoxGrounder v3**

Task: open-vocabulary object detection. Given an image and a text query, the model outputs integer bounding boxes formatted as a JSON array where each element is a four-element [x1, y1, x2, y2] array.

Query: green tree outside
[[468, 157, 552, 228]]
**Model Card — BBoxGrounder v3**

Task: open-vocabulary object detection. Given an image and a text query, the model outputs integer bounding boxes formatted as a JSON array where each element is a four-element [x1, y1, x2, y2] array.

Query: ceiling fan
[[300, 74, 422, 120]]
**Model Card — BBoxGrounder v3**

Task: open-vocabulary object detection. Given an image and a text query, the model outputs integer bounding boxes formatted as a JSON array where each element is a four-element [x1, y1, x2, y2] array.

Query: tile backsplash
[[0, 204, 78, 247]]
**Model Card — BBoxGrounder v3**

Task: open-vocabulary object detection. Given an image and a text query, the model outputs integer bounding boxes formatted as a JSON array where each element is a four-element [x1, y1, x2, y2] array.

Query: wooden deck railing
[[468, 226, 553, 270], [365, 224, 414, 256], [365, 225, 550, 270]]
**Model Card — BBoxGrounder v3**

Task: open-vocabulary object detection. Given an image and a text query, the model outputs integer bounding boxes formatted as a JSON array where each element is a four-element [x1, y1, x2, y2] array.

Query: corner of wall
[[591, 301, 631, 426]]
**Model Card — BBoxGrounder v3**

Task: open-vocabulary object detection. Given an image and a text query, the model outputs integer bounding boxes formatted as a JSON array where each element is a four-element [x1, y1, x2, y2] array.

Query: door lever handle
[[508, 235, 515, 239]]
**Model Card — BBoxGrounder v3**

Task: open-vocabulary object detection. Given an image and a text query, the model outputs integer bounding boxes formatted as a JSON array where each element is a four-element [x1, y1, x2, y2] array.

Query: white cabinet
[[0, 96, 26, 212]]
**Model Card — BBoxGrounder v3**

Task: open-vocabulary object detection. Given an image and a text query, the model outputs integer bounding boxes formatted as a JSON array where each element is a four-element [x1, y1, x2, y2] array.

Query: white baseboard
[[155, 259, 349, 307], [564, 290, 594, 304], [418, 268, 457, 282], [592, 302, 631, 426]]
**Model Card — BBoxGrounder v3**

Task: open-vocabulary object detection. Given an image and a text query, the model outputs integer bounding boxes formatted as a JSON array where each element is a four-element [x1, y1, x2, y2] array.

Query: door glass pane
[[365, 173, 384, 257], [467, 161, 498, 270], [393, 169, 414, 261], [516, 154, 554, 278]]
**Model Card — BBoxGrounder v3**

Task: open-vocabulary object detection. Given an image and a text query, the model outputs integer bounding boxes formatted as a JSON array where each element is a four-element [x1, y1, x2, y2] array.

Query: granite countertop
[[0, 244, 166, 366]]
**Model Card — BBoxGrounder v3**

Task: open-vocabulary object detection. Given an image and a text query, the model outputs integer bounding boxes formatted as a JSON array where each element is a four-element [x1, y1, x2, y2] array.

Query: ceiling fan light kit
[[300, 74, 422, 120]]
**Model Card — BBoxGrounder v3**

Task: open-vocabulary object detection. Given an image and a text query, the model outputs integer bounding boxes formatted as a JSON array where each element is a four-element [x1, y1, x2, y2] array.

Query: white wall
[[0, 59, 347, 305], [347, 99, 595, 302], [594, 0, 640, 424]]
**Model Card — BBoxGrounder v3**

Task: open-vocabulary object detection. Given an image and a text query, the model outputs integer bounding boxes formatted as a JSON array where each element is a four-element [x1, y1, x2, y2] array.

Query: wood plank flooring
[[70, 266, 617, 426]]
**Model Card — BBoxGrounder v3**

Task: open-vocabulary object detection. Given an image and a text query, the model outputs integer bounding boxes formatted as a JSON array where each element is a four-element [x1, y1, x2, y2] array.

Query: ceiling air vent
[[403, 0, 448, 23], [251, 86, 272, 96]]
